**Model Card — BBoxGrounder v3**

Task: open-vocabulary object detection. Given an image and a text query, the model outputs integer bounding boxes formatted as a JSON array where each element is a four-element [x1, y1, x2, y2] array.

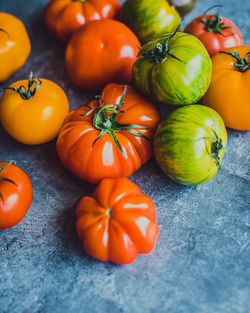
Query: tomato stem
[[201, 5, 239, 37], [139, 24, 186, 64], [79, 86, 150, 158], [6, 72, 42, 100], [203, 132, 224, 168], [219, 50, 250, 72], [0, 161, 18, 203]]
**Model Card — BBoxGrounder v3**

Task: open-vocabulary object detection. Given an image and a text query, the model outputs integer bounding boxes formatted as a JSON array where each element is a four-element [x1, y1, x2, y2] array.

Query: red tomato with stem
[[65, 19, 141, 90], [0, 161, 33, 230], [44, 0, 121, 42], [184, 5, 243, 57], [56, 83, 160, 184], [76, 177, 159, 264]]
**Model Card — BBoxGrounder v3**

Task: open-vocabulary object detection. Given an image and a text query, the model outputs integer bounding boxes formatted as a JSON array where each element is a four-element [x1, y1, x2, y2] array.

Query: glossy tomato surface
[[56, 83, 160, 184], [133, 32, 212, 106], [203, 46, 250, 130], [0, 162, 33, 230], [65, 19, 140, 90], [121, 0, 180, 44], [0, 74, 69, 145], [76, 177, 159, 264], [154, 105, 227, 185], [44, 0, 121, 42], [184, 14, 243, 57], [0, 12, 31, 82]]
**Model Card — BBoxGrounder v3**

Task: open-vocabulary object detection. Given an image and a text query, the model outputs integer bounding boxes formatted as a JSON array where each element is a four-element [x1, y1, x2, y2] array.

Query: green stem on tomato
[[219, 50, 250, 72], [0, 161, 18, 203], [6, 71, 42, 100], [79, 85, 150, 158]]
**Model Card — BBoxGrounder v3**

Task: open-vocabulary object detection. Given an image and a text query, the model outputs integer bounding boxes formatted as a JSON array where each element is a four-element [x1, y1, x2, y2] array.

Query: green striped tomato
[[154, 105, 227, 185], [133, 32, 212, 106], [120, 0, 181, 44]]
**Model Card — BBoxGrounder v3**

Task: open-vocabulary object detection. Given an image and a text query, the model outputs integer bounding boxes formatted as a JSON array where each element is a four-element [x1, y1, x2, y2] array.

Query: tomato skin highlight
[[184, 14, 243, 57], [56, 83, 160, 184], [133, 32, 212, 106], [65, 19, 140, 90], [0, 76, 69, 145], [0, 162, 33, 230], [0, 13, 31, 82], [44, 0, 121, 42], [76, 177, 159, 264], [154, 105, 227, 185], [120, 0, 181, 44], [203, 46, 250, 131], [168, 0, 196, 16]]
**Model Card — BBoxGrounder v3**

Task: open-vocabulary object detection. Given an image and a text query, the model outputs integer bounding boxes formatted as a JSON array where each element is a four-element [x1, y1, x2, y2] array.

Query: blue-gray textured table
[[0, 1, 250, 312]]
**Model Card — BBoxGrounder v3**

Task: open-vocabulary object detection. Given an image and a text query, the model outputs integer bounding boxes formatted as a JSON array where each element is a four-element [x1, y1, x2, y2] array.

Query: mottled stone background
[[0, 0, 249, 312]]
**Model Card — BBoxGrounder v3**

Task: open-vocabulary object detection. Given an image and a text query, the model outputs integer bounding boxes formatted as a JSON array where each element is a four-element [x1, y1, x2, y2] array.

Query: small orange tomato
[[0, 161, 33, 230], [0, 12, 31, 82], [76, 177, 159, 264], [0, 72, 69, 145], [203, 46, 250, 131], [44, 0, 121, 42]]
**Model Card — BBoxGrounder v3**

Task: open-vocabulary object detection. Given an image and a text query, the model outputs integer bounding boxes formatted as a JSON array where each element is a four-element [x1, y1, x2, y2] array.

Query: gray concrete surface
[[0, 0, 249, 312]]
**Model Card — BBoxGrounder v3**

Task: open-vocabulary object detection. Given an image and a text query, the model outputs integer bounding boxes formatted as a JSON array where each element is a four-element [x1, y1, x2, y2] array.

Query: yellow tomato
[[0, 12, 31, 82], [0, 72, 69, 145]]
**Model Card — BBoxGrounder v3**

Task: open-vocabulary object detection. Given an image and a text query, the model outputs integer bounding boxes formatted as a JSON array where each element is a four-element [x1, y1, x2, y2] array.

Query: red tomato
[[76, 177, 159, 264], [44, 0, 121, 42], [0, 161, 33, 230], [56, 83, 160, 184], [65, 19, 140, 90], [184, 6, 243, 57]]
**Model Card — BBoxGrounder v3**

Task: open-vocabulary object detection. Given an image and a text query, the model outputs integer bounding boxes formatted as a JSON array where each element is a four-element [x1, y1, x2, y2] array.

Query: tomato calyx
[[6, 72, 42, 100], [220, 50, 250, 73], [0, 161, 18, 203], [203, 131, 224, 168], [79, 86, 150, 157], [139, 24, 185, 64], [201, 5, 237, 36]]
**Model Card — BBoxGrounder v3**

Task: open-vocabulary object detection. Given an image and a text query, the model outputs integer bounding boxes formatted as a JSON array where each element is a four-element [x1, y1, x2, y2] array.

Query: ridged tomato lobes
[[44, 0, 121, 42], [56, 83, 160, 184], [76, 178, 159, 264]]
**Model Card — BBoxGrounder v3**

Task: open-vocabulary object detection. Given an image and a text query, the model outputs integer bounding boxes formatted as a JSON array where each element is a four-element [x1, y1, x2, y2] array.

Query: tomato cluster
[[0, 1, 249, 264]]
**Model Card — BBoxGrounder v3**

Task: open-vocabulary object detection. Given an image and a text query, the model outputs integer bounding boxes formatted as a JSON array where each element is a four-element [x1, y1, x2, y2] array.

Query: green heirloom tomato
[[133, 29, 212, 106], [154, 105, 227, 185], [120, 0, 181, 44], [168, 0, 196, 16]]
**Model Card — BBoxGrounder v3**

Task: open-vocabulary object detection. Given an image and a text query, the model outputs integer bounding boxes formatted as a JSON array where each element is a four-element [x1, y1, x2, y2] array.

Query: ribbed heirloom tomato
[[203, 46, 250, 131], [56, 83, 160, 184], [0, 12, 31, 82], [76, 177, 159, 264], [0, 72, 69, 145], [120, 0, 180, 44], [0, 161, 33, 230], [184, 5, 243, 57], [44, 0, 121, 42], [65, 19, 140, 90]]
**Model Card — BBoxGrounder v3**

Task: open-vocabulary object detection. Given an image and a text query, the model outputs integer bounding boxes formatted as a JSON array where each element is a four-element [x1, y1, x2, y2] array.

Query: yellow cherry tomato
[[0, 72, 69, 145], [0, 12, 31, 82]]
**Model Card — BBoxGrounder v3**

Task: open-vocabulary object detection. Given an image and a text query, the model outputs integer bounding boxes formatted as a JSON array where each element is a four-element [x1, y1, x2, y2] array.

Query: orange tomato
[[76, 177, 159, 264], [44, 0, 121, 42], [65, 19, 140, 90], [203, 46, 250, 131], [56, 83, 160, 184], [0, 72, 69, 144], [0, 12, 31, 82], [0, 161, 33, 230]]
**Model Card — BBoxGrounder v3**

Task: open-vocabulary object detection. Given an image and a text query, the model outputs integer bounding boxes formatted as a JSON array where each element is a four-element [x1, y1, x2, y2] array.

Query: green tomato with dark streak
[[168, 0, 196, 16], [120, 0, 181, 44], [133, 31, 212, 106], [154, 105, 227, 186]]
